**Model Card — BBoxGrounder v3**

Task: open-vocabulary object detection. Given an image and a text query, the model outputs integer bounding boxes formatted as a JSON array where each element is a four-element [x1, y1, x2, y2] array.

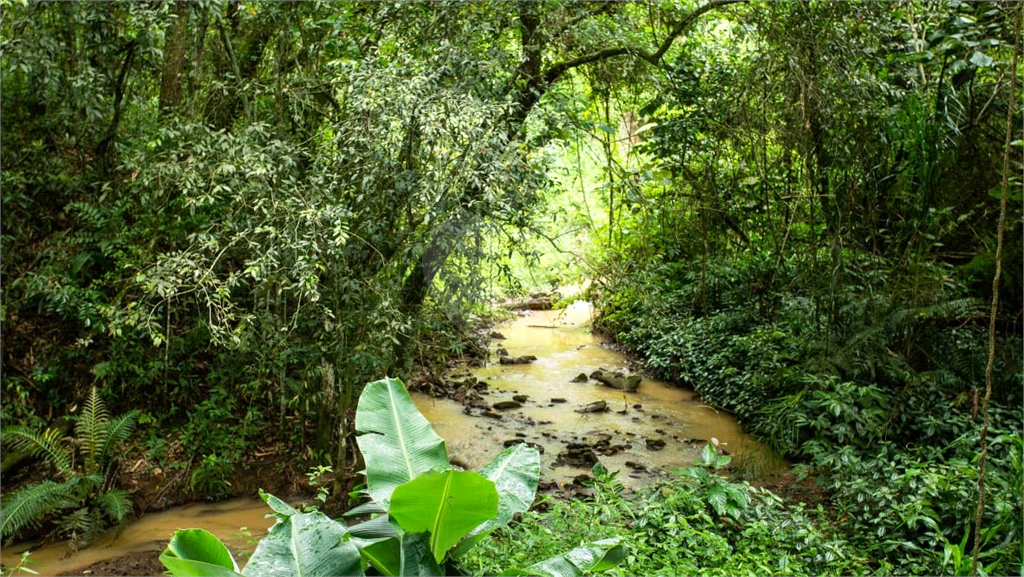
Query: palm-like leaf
[[354, 377, 449, 508], [100, 410, 140, 466], [1, 426, 74, 477], [97, 489, 133, 523], [76, 387, 111, 476], [0, 480, 76, 539]]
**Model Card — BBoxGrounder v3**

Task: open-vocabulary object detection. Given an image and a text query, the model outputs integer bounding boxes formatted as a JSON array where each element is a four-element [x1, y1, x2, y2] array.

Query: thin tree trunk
[[971, 6, 1019, 575], [159, 1, 190, 114]]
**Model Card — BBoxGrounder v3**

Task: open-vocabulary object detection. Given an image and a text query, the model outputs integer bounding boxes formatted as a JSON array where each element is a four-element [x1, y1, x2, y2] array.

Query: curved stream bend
[[413, 300, 784, 486]]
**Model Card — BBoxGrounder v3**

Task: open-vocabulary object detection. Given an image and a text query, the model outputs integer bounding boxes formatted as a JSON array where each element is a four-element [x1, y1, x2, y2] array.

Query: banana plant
[[160, 377, 624, 576]]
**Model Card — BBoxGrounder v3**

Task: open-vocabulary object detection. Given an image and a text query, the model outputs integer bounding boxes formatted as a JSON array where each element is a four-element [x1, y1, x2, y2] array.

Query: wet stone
[[572, 373, 589, 383], [646, 438, 667, 451], [551, 397, 567, 403], [493, 401, 522, 410], [576, 400, 608, 413], [512, 394, 528, 403], [499, 355, 537, 365]]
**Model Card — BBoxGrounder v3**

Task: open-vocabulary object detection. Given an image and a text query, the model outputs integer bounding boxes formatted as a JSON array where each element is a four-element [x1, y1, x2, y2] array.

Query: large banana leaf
[[244, 511, 364, 577], [389, 469, 499, 563], [355, 377, 449, 508], [500, 538, 626, 577], [360, 532, 443, 576], [451, 444, 539, 558], [159, 528, 243, 577]]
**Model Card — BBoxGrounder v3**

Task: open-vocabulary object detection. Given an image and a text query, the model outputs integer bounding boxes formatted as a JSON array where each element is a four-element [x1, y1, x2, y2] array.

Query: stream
[[0, 498, 274, 576], [412, 300, 784, 486], [1, 300, 782, 576]]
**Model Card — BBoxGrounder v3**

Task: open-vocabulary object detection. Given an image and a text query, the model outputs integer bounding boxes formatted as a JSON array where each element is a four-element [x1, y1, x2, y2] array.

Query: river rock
[[482, 410, 502, 419], [507, 294, 554, 310], [489, 331, 506, 339], [551, 397, 567, 403], [645, 438, 667, 451], [572, 372, 589, 383], [499, 355, 537, 365], [503, 439, 544, 454], [575, 400, 608, 413], [493, 400, 522, 410], [590, 370, 641, 392], [556, 444, 599, 467], [496, 347, 509, 357], [512, 394, 528, 403], [625, 461, 647, 471]]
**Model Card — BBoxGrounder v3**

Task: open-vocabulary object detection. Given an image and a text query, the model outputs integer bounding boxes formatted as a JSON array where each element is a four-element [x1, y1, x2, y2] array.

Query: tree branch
[[543, 0, 744, 85]]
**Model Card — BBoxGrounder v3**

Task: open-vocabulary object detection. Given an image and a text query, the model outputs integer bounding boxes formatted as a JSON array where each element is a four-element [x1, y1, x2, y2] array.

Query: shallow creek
[[1, 301, 782, 576], [412, 300, 784, 486], [0, 498, 273, 576]]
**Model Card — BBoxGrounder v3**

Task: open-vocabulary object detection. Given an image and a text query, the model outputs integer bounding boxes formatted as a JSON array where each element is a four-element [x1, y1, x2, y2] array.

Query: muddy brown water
[[1, 301, 783, 576], [0, 498, 274, 576], [412, 300, 785, 486]]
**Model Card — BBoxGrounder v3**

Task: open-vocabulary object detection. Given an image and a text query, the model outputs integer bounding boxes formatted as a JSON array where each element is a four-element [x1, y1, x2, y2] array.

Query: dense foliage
[[1, 1, 1020, 575], [583, 1, 1022, 574]]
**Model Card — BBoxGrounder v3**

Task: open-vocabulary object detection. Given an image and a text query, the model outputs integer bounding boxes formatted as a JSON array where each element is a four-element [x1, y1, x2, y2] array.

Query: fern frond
[[0, 481, 76, 539], [58, 506, 102, 551], [1, 426, 73, 477], [76, 387, 110, 477], [96, 490, 132, 523], [99, 411, 139, 465]]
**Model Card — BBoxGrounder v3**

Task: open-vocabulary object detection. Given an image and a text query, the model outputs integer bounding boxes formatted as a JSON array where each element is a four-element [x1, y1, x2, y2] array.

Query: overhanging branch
[[543, 0, 744, 85]]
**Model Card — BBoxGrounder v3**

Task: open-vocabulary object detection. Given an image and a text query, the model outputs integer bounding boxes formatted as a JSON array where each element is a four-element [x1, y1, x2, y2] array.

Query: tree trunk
[[159, 1, 190, 114]]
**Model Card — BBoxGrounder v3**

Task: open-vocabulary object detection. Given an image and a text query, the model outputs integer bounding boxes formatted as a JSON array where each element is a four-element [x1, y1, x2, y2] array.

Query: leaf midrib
[[387, 380, 416, 483], [429, 471, 455, 560]]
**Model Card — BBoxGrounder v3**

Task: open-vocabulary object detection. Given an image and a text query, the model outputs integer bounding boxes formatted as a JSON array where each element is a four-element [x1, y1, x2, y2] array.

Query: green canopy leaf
[[355, 377, 449, 508], [389, 469, 499, 563]]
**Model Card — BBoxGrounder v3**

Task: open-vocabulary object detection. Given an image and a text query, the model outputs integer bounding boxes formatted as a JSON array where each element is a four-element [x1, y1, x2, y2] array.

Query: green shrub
[[0, 387, 138, 548]]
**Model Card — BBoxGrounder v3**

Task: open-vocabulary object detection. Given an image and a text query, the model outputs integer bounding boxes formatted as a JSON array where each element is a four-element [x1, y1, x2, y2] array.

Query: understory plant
[[159, 377, 624, 576], [0, 387, 139, 548]]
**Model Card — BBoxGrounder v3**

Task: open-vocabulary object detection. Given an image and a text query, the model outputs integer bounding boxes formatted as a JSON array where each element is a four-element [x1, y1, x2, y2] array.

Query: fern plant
[[0, 387, 139, 548]]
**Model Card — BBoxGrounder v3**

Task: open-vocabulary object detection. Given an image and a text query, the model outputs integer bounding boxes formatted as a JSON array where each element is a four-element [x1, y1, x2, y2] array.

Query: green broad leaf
[[361, 537, 403, 576], [355, 377, 449, 508], [259, 490, 299, 518], [159, 529, 243, 577], [701, 443, 717, 467], [360, 532, 443, 577], [500, 538, 625, 577], [344, 501, 387, 516], [451, 444, 539, 558], [706, 484, 728, 516], [969, 51, 993, 68], [243, 511, 363, 577], [389, 470, 499, 563], [348, 514, 400, 542]]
